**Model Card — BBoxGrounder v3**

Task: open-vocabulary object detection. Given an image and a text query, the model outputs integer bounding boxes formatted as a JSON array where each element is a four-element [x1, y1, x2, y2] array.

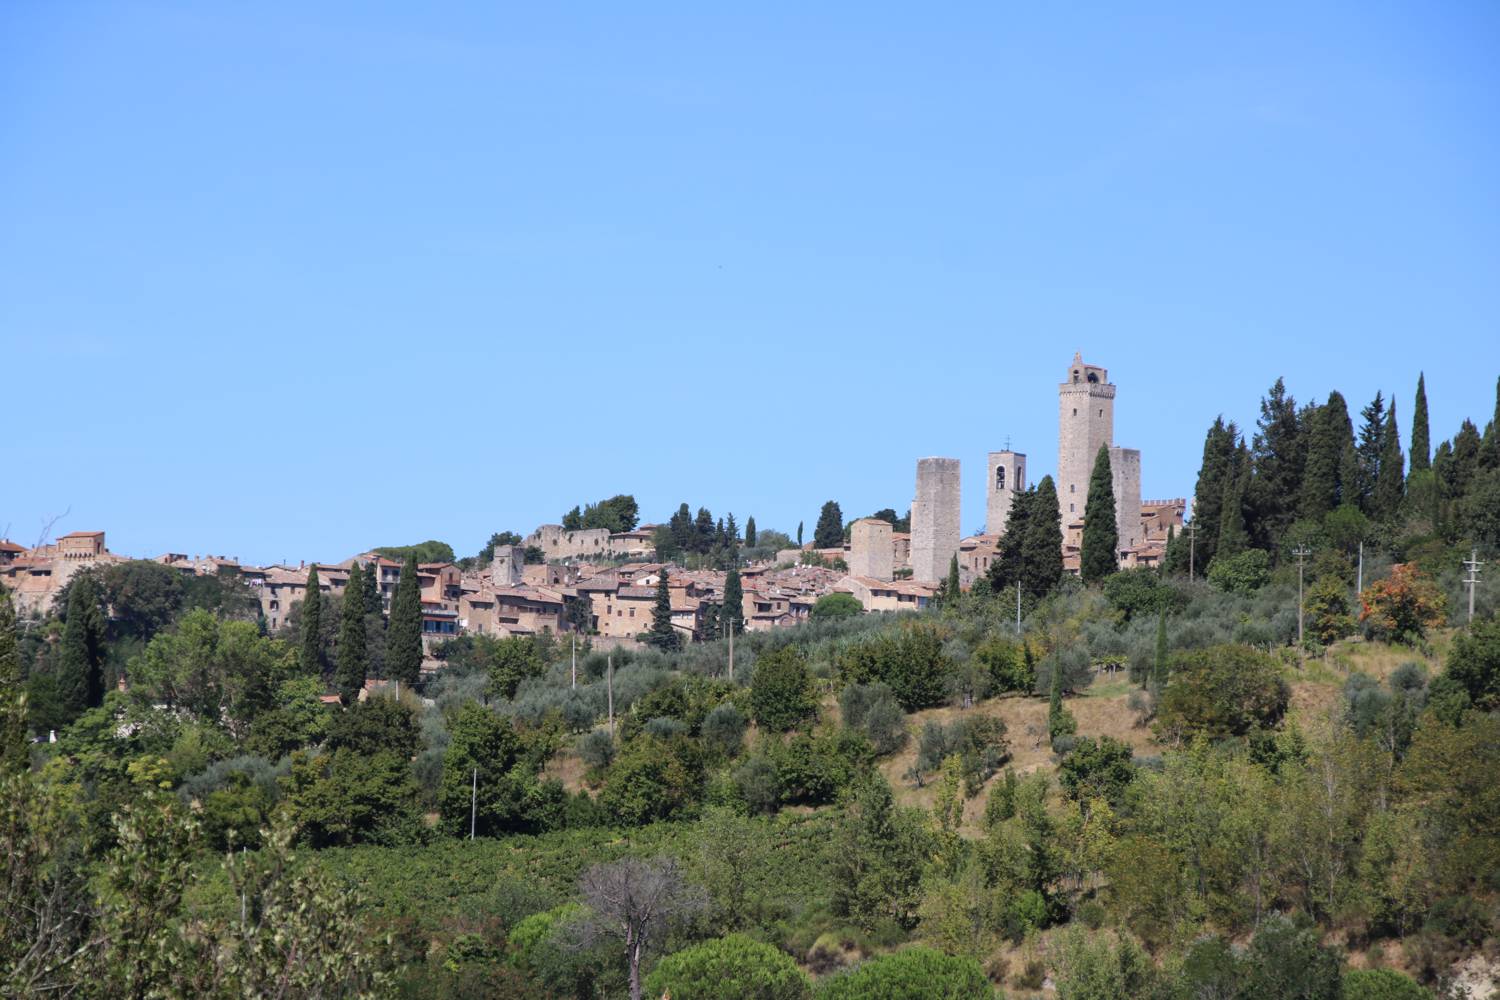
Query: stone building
[[491, 545, 524, 587], [986, 451, 1027, 536], [910, 457, 961, 584], [1057, 353, 1144, 568], [523, 524, 656, 562], [847, 517, 894, 581]]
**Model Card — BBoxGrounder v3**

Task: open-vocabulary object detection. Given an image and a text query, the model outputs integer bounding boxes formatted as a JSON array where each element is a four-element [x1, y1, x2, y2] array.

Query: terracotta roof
[[58, 531, 104, 539], [0, 540, 25, 553]]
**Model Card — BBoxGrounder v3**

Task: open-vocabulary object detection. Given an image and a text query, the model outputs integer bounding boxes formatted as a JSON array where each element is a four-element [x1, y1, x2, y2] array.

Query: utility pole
[[1185, 523, 1198, 579], [1463, 548, 1483, 624], [1292, 546, 1311, 647], [606, 654, 614, 736], [469, 767, 477, 840], [1015, 584, 1022, 635], [727, 617, 735, 681], [570, 633, 576, 690], [1356, 541, 1364, 595]]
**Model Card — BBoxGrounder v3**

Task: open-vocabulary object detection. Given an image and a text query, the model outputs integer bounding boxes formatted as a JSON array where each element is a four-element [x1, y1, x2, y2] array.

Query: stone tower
[[911, 457, 961, 584], [986, 451, 1027, 536], [1109, 446, 1143, 554], [848, 518, 895, 580], [1057, 353, 1115, 528], [491, 545, 524, 587]]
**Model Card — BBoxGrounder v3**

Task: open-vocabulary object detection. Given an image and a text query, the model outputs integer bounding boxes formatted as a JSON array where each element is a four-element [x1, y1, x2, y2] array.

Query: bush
[[838, 623, 951, 711], [915, 716, 1010, 793], [1360, 563, 1447, 644], [1208, 549, 1271, 595], [1154, 644, 1289, 745], [811, 592, 864, 620], [751, 647, 817, 732], [702, 702, 748, 758], [973, 637, 1033, 694], [839, 683, 907, 756], [1057, 736, 1135, 807], [576, 729, 616, 771], [1445, 614, 1500, 710], [815, 946, 993, 999], [1341, 968, 1432, 999], [645, 934, 811, 1000]]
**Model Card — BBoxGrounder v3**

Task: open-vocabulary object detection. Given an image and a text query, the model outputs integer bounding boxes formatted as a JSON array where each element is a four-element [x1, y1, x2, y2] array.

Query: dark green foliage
[[336, 562, 368, 705], [744, 517, 757, 548], [1445, 615, 1500, 710], [838, 682, 907, 755], [599, 733, 703, 825], [577, 729, 616, 771], [1373, 400, 1406, 520], [816, 946, 992, 999], [701, 702, 747, 758], [1216, 444, 1251, 558], [1207, 548, 1271, 595], [645, 933, 810, 1000], [1102, 568, 1178, 621], [283, 747, 424, 847], [645, 570, 681, 651], [915, 715, 1010, 791], [811, 592, 863, 619], [1357, 391, 1388, 512], [325, 695, 421, 758], [1190, 417, 1240, 569], [386, 554, 423, 686], [1240, 914, 1343, 1000], [1153, 607, 1169, 689], [987, 484, 1036, 592], [58, 573, 107, 720], [0, 591, 26, 773], [439, 703, 560, 837], [973, 637, 1033, 694], [839, 622, 951, 711], [1080, 445, 1119, 583], [373, 540, 455, 565], [1342, 968, 1431, 1000], [300, 567, 322, 674], [796, 521, 803, 547], [750, 646, 816, 731], [945, 554, 961, 602], [561, 494, 639, 533], [96, 560, 183, 641], [813, 501, 844, 550], [1410, 373, 1430, 474], [829, 775, 928, 931], [1300, 391, 1355, 520], [723, 568, 744, 634], [1021, 475, 1064, 600], [1155, 644, 1290, 744], [1246, 378, 1307, 550], [1057, 735, 1134, 807]]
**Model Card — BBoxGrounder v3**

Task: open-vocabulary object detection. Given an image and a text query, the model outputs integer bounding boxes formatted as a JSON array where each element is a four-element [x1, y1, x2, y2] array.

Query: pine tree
[[722, 568, 744, 636], [387, 554, 423, 686], [670, 503, 695, 555], [1021, 476, 1064, 600], [1373, 399, 1405, 519], [1410, 373, 1431, 474], [336, 563, 368, 705], [59, 573, 106, 719], [1300, 392, 1353, 521], [744, 517, 757, 549], [946, 555, 961, 600], [1356, 391, 1387, 511], [813, 501, 844, 550], [988, 486, 1035, 591], [1080, 445, 1119, 584], [1189, 417, 1238, 569], [300, 567, 323, 674], [645, 570, 681, 651], [1216, 446, 1251, 559], [0, 590, 28, 772]]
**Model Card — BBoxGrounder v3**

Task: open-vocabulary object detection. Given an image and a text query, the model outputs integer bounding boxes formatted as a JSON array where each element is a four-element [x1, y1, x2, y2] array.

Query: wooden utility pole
[[606, 654, 615, 736], [1463, 549, 1483, 624], [1185, 523, 1198, 579], [469, 768, 477, 840], [1015, 584, 1022, 635], [570, 633, 577, 690], [1292, 546, 1311, 646], [1356, 541, 1364, 595]]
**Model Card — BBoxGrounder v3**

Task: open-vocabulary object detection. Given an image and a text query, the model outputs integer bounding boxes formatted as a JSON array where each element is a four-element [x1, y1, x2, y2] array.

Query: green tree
[[58, 573, 107, 720], [1357, 391, 1388, 511], [325, 694, 421, 758], [1300, 392, 1354, 520], [1190, 417, 1240, 569], [282, 747, 423, 847], [336, 563, 368, 705], [1240, 914, 1343, 1000], [1080, 445, 1119, 584], [1152, 607, 1169, 690], [130, 609, 294, 729], [1445, 615, 1500, 710], [797, 521, 804, 548], [1058, 736, 1134, 809], [811, 592, 863, 619], [1409, 373, 1430, 474], [386, 554, 423, 686], [943, 554, 961, 602], [1155, 644, 1290, 745], [839, 623, 951, 711], [373, 539, 455, 564], [750, 646, 816, 732], [645, 934, 810, 1000], [439, 702, 558, 837], [644, 570, 681, 651], [0, 592, 26, 773], [1343, 968, 1431, 1000], [1216, 444, 1251, 558], [723, 568, 744, 635], [599, 733, 703, 826], [300, 566, 322, 674], [813, 501, 844, 550], [744, 517, 757, 548], [816, 946, 992, 999], [829, 775, 928, 931], [1052, 925, 1156, 1000], [97, 560, 183, 641], [1022, 475, 1064, 600], [988, 484, 1036, 591], [1373, 399, 1405, 519], [1246, 377, 1307, 550]]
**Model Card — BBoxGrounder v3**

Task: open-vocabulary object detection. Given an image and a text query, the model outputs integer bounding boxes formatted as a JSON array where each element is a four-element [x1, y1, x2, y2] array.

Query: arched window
[[995, 466, 1006, 490], [1087, 372, 1099, 383]]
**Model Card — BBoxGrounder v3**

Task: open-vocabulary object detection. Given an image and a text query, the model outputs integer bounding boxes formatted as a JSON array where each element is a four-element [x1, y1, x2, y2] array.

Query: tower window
[[1072, 408, 1077, 416], [995, 467, 1005, 490], [1098, 409, 1103, 417], [1071, 484, 1075, 493]]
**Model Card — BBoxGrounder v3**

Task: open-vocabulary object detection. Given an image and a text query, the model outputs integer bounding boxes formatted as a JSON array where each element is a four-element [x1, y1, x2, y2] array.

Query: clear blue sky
[[4, 3, 1498, 565]]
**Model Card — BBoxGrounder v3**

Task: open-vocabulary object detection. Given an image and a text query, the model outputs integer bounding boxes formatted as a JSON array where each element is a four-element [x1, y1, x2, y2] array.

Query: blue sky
[[3, 3, 1498, 565]]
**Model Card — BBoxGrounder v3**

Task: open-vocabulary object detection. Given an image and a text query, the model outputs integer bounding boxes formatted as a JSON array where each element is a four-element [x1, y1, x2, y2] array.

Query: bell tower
[[1057, 353, 1115, 528]]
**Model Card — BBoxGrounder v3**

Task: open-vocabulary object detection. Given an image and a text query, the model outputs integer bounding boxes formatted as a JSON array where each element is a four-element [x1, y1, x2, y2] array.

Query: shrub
[[1360, 563, 1446, 644], [750, 647, 817, 732], [702, 702, 748, 758], [815, 946, 993, 999], [1154, 644, 1289, 745], [973, 637, 1033, 694], [644, 934, 811, 1000], [1305, 575, 1356, 645], [839, 683, 907, 756], [915, 716, 1010, 793], [1057, 736, 1135, 807], [1207, 549, 1271, 595], [1341, 968, 1432, 999], [576, 729, 616, 771], [838, 623, 951, 711], [1445, 614, 1500, 710], [811, 592, 864, 620]]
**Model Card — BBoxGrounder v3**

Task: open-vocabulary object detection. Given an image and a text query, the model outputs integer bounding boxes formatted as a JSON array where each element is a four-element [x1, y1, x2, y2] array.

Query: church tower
[[986, 450, 1027, 536], [1057, 353, 1115, 529]]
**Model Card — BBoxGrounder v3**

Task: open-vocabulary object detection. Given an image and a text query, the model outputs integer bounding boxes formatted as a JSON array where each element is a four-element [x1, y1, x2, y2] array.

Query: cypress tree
[[361, 560, 383, 618], [59, 573, 106, 719], [336, 563, 368, 705], [1021, 476, 1064, 600], [722, 567, 744, 636], [813, 501, 844, 550], [1080, 445, 1119, 584], [0, 590, 28, 772], [1161, 524, 1185, 577], [1152, 607, 1169, 691], [1300, 392, 1352, 521], [1190, 417, 1238, 569], [1338, 440, 1361, 510], [1373, 399, 1405, 520], [744, 517, 757, 549], [387, 553, 423, 686], [988, 485, 1035, 591], [1246, 378, 1306, 550], [946, 554, 961, 600], [1410, 373, 1431, 474], [301, 566, 323, 674], [1449, 420, 1483, 499], [695, 508, 716, 554], [1216, 446, 1251, 559], [797, 522, 804, 548], [1356, 391, 1387, 511], [725, 513, 738, 547], [645, 569, 681, 651], [1482, 375, 1500, 471]]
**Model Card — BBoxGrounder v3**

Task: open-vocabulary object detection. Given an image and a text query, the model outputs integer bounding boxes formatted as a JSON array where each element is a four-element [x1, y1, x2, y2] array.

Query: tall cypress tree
[[1216, 446, 1251, 559], [797, 522, 804, 548], [988, 486, 1035, 591], [744, 516, 757, 549], [813, 501, 844, 550], [722, 568, 744, 636], [0, 590, 28, 773], [336, 563, 368, 705], [59, 573, 106, 719], [300, 566, 323, 674], [1300, 392, 1352, 521], [1246, 378, 1306, 550], [362, 560, 383, 618], [387, 554, 423, 686], [645, 569, 681, 651], [946, 555, 961, 600], [1080, 445, 1119, 584], [1410, 373, 1431, 474], [1356, 391, 1387, 511], [1373, 399, 1405, 519], [1481, 375, 1500, 471], [1021, 476, 1063, 600], [1189, 417, 1237, 570]]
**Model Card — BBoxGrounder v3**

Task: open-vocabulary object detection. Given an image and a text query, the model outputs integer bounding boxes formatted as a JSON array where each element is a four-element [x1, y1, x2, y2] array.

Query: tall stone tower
[[1057, 353, 1115, 528], [911, 457, 961, 584], [848, 518, 895, 580], [986, 451, 1027, 536], [491, 545, 524, 587], [1109, 446, 1143, 554]]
